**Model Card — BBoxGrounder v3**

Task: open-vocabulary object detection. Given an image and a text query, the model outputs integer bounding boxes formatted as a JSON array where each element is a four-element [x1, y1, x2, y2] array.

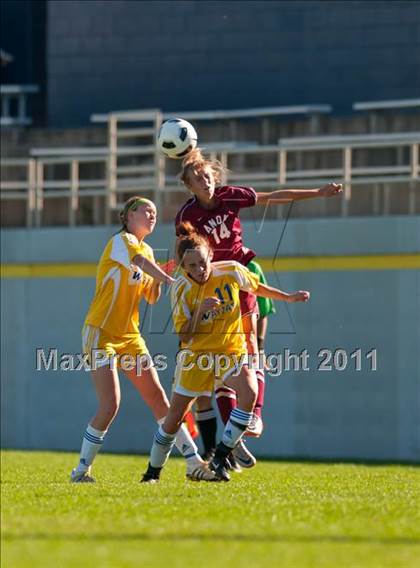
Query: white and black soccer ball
[[157, 118, 198, 159]]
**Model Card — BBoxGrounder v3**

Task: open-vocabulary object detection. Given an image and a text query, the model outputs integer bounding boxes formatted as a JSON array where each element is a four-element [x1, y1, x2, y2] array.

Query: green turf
[[1, 451, 419, 568]]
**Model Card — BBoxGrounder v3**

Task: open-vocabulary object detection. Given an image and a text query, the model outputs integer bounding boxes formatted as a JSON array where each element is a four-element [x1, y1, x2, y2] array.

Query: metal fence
[[1, 107, 419, 226]]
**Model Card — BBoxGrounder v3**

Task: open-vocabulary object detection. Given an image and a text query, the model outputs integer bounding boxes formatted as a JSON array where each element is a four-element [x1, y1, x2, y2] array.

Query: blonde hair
[[119, 196, 155, 231], [179, 147, 227, 188], [175, 221, 211, 264]]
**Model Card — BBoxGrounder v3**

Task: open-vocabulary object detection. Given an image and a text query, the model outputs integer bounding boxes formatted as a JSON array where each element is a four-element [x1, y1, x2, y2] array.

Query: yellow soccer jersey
[[85, 232, 155, 336], [171, 261, 260, 354]]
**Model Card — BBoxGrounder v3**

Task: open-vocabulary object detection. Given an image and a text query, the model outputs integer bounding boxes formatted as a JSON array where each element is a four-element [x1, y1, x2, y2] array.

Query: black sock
[[196, 408, 217, 455], [215, 441, 233, 460]]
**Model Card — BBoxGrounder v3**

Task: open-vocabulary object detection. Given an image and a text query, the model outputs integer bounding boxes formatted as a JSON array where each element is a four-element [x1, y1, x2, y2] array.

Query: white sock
[[150, 425, 176, 468], [76, 424, 107, 472], [157, 418, 201, 465], [222, 408, 253, 449], [175, 424, 201, 464]]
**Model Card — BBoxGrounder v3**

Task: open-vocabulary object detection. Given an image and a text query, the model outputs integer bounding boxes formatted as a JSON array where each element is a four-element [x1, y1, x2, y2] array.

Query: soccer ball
[[157, 118, 198, 159]]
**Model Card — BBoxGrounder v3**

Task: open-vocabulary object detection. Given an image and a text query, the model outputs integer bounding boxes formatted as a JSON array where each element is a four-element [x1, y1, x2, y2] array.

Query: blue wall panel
[[1, 217, 419, 461], [45, 0, 420, 126]]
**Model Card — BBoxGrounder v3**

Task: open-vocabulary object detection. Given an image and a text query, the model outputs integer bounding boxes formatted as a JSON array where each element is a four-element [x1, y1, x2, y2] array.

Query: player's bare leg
[[126, 365, 214, 481], [71, 364, 120, 482], [125, 364, 169, 420]]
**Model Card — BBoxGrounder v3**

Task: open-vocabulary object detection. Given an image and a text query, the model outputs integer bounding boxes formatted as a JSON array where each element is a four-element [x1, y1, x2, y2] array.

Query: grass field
[[1, 451, 419, 568]]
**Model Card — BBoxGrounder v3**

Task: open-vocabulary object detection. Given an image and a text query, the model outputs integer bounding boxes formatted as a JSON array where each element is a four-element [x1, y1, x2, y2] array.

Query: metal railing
[[353, 98, 420, 133], [276, 132, 420, 215], [353, 98, 420, 111], [104, 109, 164, 223], [28, 151, 108, 227], [19, 110, 164, 226], [1, 84, 39, 127], [1, 99, 419, 226], [0, 158, 37, 226], [92, 104, 333, 142], [2, 132, 418, 225]]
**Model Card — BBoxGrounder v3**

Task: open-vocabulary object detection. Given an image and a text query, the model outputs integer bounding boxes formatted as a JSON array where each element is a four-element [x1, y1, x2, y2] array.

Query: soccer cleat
[[201, 448, 216, 463], [140, 463, 161, 484], [232, 439, 257, 469], [245, 413, 264, 437], [226, 454, 242, 473], [141, 475, 159, 484], [210, 455, 231, 482], [70, 468, 95, 483], [186, 461, 217, 482]]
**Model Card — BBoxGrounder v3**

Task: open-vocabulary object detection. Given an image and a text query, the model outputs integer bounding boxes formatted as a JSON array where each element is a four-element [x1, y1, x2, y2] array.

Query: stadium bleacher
[[1, 103, 419, 226]]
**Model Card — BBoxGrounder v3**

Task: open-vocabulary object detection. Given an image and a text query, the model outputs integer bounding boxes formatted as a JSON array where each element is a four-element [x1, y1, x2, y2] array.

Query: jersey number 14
[[211, 223, 231, 244]]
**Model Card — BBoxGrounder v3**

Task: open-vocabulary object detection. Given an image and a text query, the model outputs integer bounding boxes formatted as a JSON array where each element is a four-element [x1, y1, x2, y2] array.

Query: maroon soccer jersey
[[175, 185, 257, 266]]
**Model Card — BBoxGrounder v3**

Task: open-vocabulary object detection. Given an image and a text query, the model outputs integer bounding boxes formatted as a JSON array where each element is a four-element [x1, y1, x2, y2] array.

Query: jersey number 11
[[214, 284, 233, 304]]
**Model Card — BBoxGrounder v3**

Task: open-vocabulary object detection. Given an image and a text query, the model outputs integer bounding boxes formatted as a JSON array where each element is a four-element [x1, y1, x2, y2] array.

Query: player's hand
[[160, 259, 177, 276], [287, 290, 310, 303], [199, 297, 221, 312], [319, 183, 343, 197]]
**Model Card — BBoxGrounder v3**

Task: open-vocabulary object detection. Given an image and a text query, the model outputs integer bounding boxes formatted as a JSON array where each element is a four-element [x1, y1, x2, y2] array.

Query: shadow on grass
[[3, 533, 420, 546]]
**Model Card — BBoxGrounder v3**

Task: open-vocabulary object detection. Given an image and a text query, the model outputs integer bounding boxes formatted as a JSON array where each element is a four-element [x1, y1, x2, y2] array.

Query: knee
[[243, 376, 258, 408], [100, 395, 120, 423], [196, 395, 213, 411]]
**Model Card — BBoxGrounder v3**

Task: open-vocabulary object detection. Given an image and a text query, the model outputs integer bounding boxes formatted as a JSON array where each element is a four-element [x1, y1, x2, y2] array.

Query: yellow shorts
[[82, 324, 149, 370], [173, 351, 248, 398]]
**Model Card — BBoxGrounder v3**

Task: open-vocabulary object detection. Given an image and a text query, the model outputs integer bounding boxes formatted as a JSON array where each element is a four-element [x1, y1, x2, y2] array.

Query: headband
[[128, 197, 155, 210]]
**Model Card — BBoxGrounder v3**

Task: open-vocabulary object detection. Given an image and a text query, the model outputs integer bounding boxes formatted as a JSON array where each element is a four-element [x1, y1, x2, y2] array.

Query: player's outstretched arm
[[132, 254, 175, 286], [255, 282, 310, 303], [256, 183, 343, 205]]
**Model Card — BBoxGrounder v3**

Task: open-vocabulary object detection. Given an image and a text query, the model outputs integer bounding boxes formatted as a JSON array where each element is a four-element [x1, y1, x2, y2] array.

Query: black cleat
[[140, 463, 161, 484], [226, 453, 242, 473], [210, 455, 231, 482], [201, 448, 216, 463]]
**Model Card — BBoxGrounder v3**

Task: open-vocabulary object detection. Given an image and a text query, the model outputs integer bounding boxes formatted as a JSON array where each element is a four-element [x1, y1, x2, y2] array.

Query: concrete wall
[[1, 216, 420, 462], [46, 0, 420, 127]]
